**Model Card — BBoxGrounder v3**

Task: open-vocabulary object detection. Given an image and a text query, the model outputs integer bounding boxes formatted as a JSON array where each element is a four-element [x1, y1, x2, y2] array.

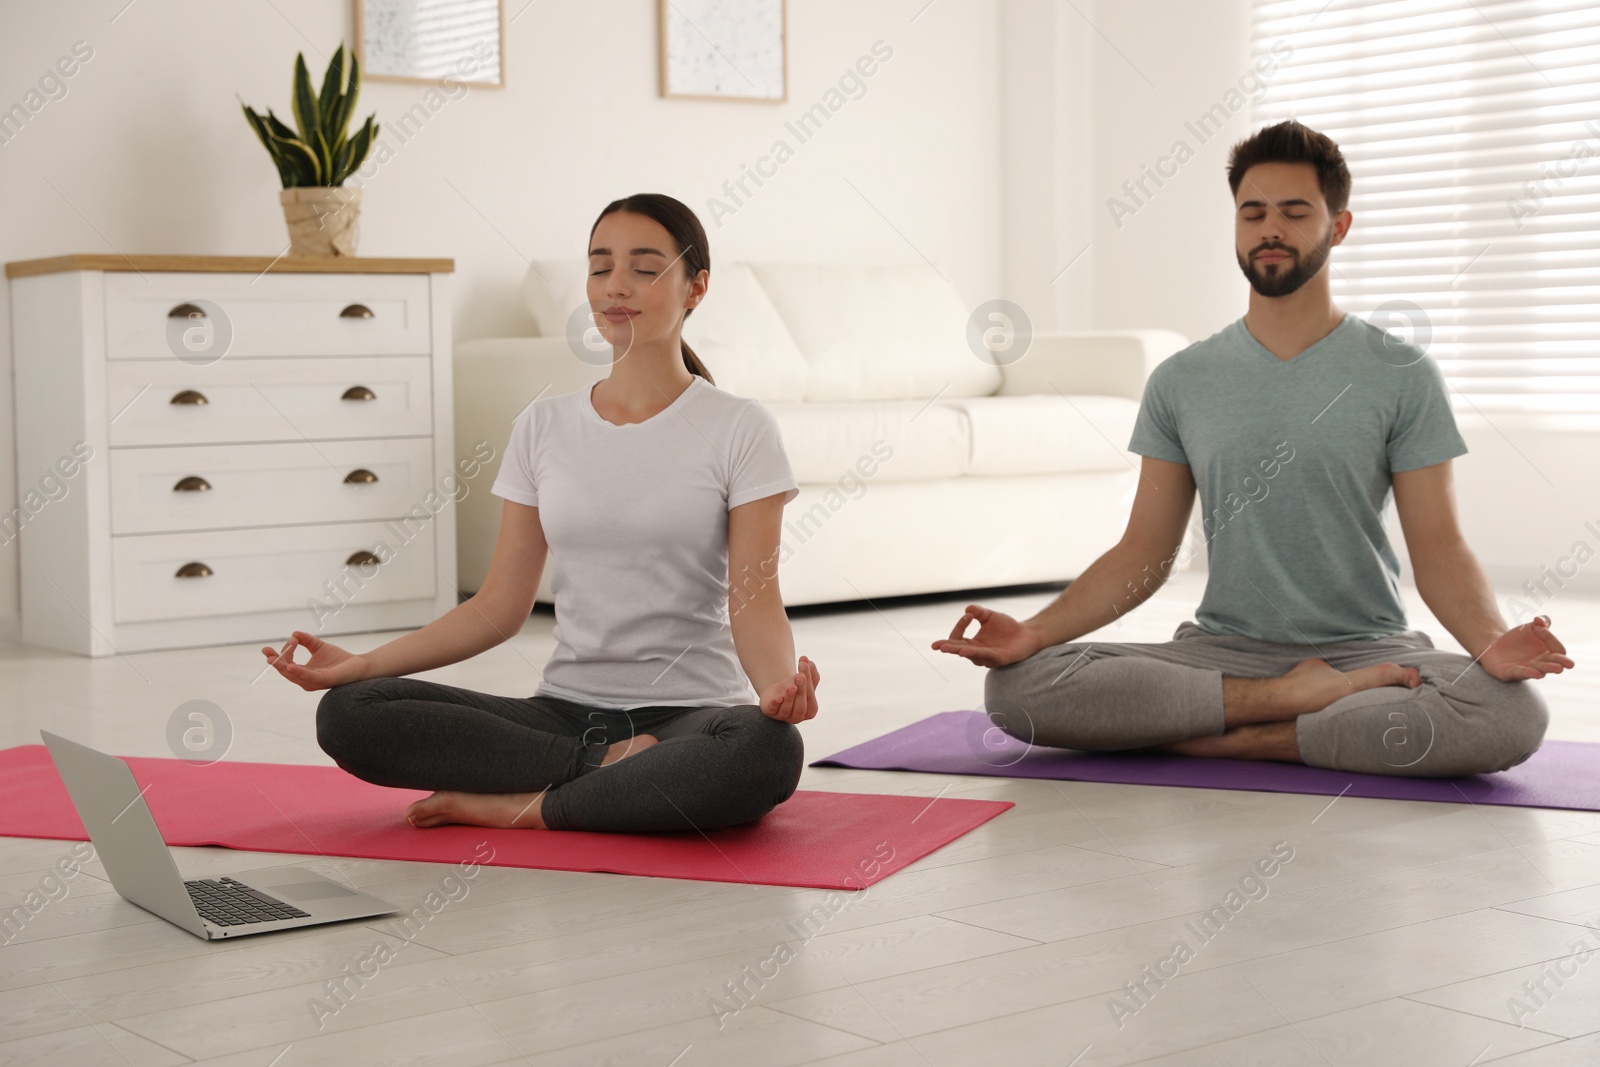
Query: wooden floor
[[3, 571, 1599, 1066]]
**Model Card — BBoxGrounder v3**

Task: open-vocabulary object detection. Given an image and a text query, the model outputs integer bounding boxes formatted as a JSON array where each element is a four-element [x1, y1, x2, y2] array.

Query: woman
[[261, 193, 818, 833]]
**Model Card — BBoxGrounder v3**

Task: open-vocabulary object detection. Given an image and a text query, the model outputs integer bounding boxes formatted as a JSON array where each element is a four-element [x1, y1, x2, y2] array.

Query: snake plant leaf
[[358, 118, 379, 178], [310, 126, 334, 183], [241, 103, 297, 188], [331, 116, 362, 183], [291, 53, 321, 147], [328, 49, 363, 152], [316, 44, 348, 128], [331, 139, 353, 186], [264, 108, 300, 145], [240, 103, 273, 153], [268, 127, 322, 187], [334, 116, 376, 184], [265, 109, 317, 187]]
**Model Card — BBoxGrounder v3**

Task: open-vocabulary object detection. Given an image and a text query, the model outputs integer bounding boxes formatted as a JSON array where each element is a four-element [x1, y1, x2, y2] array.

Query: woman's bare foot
[[1225, 658, 1421, 726], [600, 734, 659, 767], [402, 735, 661, 830], [1160, 721, 1301, 762], [405, 790, 548, 829]]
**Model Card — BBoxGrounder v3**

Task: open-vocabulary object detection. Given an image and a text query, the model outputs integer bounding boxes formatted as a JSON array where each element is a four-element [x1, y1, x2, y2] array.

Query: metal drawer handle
[[175, 562, 213, 578], [341, 385, 376, 401], [346, 550, 382, 568], [168, 303, 205, 319], [173, 476, 212, 492], [343, 468, 378, 484], [170, 389, 209, 405], [340, 304, 375, 319]]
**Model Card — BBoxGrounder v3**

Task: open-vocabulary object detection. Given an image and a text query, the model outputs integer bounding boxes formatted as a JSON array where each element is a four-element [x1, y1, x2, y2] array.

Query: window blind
[[1252, 0, 1600, 414]]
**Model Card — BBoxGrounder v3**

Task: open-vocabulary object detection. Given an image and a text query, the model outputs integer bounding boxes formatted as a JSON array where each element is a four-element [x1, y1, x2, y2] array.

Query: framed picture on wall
[[658, 0, 787, 103], [354, 0, 505, 88]]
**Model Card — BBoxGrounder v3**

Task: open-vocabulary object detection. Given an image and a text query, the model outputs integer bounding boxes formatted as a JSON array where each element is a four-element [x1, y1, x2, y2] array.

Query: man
[[932, 120, 1572, 777]]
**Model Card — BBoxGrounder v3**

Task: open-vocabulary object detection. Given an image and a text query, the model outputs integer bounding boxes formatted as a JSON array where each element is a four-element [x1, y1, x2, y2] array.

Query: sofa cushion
[[936, 395, 1142, 476], [749, 263, 1003, 402], [764, 400, 969, 483], [519, 258, 587, 336], [517, 259, 810, 402], [677, 262, 811, 401]]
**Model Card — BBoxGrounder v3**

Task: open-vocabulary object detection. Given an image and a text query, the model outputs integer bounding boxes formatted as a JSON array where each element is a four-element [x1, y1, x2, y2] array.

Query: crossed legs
[[315, 677, 804, 832], [1162, 657, 1424, 762], [984, 623, 1548, 777]]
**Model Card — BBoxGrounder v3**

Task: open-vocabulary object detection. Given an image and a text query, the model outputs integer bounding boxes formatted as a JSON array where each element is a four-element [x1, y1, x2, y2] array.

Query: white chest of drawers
[[6, 254, 459, 656]]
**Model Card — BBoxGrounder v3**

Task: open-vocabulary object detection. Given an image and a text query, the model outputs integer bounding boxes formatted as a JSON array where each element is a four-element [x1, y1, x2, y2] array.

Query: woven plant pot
[[279, 186, 362, 257]]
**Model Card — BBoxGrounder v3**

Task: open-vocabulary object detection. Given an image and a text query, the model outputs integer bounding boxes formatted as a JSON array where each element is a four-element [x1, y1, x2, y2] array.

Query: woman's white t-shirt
[[490, 375, 799, 710]]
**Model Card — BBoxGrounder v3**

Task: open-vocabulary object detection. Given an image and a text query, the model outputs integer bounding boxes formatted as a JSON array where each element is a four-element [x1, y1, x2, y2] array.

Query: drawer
[[109, 438, 437, 534], [104, 272, 431, 360], [108, 357, 432, 446], [112, 520, 438, 624]]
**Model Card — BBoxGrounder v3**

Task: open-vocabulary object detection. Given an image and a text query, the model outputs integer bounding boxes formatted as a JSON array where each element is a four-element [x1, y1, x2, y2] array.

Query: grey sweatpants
[[984, 622, 1549, 777], [316, 677, 803, 832]]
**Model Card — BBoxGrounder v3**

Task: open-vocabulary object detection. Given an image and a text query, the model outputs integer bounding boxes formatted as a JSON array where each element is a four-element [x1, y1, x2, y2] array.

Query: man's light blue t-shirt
[[1128, 314, 1467, 645]]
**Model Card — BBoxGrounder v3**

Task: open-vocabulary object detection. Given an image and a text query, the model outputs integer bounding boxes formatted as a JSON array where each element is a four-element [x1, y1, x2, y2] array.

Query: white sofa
[[453, 261, 1187, 606]]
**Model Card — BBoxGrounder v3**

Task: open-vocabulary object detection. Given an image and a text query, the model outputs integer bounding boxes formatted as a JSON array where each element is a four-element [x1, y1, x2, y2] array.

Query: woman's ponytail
[[681, 340, 714, 384]]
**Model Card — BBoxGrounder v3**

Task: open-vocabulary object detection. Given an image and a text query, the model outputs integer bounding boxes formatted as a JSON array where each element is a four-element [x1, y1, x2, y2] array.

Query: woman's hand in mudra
[[759, 655, 820, 723], [260, 630, 371, 692]]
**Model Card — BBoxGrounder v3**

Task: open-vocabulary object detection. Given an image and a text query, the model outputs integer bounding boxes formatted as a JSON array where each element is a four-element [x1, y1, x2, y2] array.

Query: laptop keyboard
[[186, 877, 311, 926]]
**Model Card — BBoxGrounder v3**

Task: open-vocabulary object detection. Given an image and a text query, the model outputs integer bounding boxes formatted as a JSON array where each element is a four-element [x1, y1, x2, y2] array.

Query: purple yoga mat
[[813, 711, 1600, 811]]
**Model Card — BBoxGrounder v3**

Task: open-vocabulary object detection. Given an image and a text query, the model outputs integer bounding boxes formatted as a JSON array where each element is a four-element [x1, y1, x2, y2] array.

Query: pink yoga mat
[[0, 745, 1009, 891]]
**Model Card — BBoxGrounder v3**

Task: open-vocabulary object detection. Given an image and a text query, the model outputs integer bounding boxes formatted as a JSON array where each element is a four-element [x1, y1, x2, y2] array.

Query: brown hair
[[1227, 120, 1352, 214], [588, 193, 714, 384]]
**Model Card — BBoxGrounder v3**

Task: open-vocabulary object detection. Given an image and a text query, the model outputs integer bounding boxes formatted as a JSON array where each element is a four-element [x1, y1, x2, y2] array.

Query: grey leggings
[[315, 677, 804, 832], [985, 622, 1549, 777]]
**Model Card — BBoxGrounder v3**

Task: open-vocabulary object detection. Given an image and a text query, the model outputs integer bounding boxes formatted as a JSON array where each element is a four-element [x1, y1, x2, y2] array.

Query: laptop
[[41, 730, 397, 940]]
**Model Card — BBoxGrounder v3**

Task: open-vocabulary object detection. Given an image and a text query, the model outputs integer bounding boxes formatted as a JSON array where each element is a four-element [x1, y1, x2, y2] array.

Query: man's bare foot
[[600, 734, 659, 767], [405, 790, 548, 829], [1225, 658, 1420, 726], [1160, 721, 1301, 762]]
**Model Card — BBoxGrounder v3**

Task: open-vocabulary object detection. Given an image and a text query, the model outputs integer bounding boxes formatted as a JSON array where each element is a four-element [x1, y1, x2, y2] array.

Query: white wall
[[999, 0, 1095, 332], [2, 0, 1592, 649], [1087, 0, 1255, 344], [0, 0, 1003, 644], [1452, 417, 1600, 608], [999, 0, 1254, 343]]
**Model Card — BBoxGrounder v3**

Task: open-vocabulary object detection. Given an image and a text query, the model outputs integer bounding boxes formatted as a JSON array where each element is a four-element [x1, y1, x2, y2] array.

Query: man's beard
[[1237, 227, 1333, 297]]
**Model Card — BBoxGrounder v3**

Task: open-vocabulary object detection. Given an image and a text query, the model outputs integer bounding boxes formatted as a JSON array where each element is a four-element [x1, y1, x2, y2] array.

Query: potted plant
[[241, 43, 378, 256]]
